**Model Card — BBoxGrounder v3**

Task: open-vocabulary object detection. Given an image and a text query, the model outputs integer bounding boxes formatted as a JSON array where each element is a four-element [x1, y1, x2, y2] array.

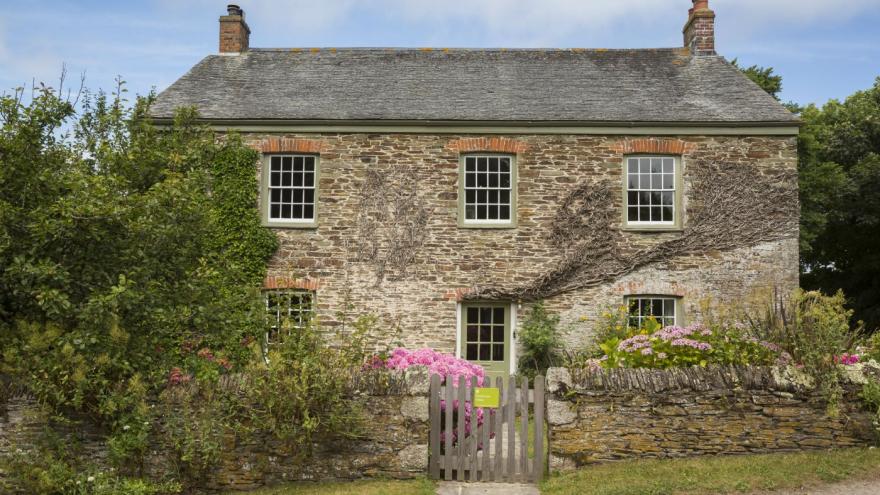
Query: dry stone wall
[[545, 365, 878, 469], [0, 369, 431, 492], [243, 132, 799, 353]]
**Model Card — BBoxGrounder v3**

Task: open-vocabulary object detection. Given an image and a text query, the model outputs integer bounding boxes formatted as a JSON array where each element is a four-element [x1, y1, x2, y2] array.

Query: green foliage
[[0, 82, 284, 488], [731, 58, 783, 100], [798, 78, 880, 331], [517, 302, 563, 379], [859, 379, 880, 441], [1, 429, 180, 494]]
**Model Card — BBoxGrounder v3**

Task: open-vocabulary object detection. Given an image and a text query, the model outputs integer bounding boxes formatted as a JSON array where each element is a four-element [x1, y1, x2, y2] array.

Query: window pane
[[492, 344, 504, 361], [282, 157, 292, 171], [488, 158, 498, 172], [493, 326, 504, 342], [293, 156, 303, 171], [465, 157, 476, 171], [639, 159, 650, 173], [488, 173, 499, 187], [465, 205, 476, 219], [271, 172, 281, 187], [270, 204, 280, 218], [628, 175, 638, 190], [304, 189, 315, 204], [271, 156, 282, 171], [650, 158, 662, 173], [480, 326, 491, 342], [292, 205, 303, 218], [304, 156, 315, 171], [500, 190, 510, 205], [488, 190, 499, 203], [480, 307, 492, 323], [493, 307, 504, 323], [499, 205, 510, 219], [292, 189, 302, 203], [477, 157, 487, 171], [281, 204, 291, 218], [500, 158, 510, 172], [304, 172, 314, 187], [500, 174, 511, 188], [477, 173, 488, 187], [467, 307, 479, 323], [479, 344, 491, 361], [662, 158, 674, 173], [467, 326, 478, 342], [661, 192, 673, 205], [639, 207, 649, 221], [488, 205, 498, 219], [303, 205, 314, 219], [651, 207, 662, 221], [628, 207, 638, 222], [662, 206, 673, 222], [467, 344, 478, 360], [628, 159, 638, 173], [477, 205, 487, 219], [465, 173, 476, 188]]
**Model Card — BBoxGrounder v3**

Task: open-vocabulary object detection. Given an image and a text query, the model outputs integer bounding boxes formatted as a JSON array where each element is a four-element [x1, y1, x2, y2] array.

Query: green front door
[[460, 303, 511, 380]]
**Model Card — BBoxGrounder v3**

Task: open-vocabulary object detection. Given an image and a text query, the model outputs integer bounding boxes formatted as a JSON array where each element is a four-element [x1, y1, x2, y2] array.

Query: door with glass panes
[[460, 303, 511, 379]]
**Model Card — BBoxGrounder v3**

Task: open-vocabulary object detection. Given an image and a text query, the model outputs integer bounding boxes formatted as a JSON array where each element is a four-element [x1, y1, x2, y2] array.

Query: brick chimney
[[683, 0, 716, 55], [219, 4, 250, 54]]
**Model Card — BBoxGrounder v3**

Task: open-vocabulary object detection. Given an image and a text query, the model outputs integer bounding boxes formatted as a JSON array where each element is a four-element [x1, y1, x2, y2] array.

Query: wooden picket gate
[[428, 374, 546, 483]]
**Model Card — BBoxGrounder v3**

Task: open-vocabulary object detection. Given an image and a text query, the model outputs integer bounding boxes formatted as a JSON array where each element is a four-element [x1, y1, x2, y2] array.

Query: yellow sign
[[473, 387, 500, 409]]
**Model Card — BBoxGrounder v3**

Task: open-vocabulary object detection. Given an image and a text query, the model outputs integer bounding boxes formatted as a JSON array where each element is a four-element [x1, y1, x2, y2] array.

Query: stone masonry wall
[[244, 132, 799, 355], [545, 365, 877, 469], [0, 369, 431, 492]]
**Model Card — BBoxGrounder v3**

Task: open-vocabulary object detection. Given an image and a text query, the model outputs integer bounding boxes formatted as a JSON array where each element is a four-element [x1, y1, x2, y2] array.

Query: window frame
[[458, 153, 518, 229], [261, 153, 320, 229], [624, 295, 683, 329], [263, 288, 316, 347], [458, 302, 513, 378], [621, 155, 683, 231]]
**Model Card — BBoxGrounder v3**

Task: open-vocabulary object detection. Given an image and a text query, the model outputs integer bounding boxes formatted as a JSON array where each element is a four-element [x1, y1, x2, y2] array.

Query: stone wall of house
[[545, 365, 878, 469], [0, 369, 431, 492], [242, 132, 799, 355]]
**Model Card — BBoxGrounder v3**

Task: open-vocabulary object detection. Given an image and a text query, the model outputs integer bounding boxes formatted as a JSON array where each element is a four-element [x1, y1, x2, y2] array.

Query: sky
[[1, 0, 879, 107]]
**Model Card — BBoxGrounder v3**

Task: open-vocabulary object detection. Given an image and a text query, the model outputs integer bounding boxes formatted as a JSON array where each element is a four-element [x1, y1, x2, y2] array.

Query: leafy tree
[[799, 78, 880, 331], [731, 58, 783, 100], [0, 82, 277, 416]]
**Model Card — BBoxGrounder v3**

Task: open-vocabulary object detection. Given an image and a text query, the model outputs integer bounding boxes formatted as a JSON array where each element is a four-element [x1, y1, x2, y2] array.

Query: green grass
[[226, 477, 436, 495], [541, 448, 880, 495]]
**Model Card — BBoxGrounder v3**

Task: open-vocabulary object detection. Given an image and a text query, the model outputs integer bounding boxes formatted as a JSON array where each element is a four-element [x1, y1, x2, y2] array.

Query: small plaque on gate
[[473, 387, 500, 408]]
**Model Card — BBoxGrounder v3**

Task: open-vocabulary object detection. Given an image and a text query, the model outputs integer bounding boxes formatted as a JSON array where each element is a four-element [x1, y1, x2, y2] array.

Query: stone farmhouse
[[151, 1, 799, 378]]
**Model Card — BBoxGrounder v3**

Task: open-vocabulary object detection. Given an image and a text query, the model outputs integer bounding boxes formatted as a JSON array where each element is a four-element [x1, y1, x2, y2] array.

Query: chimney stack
[[219, 4, 250, 54], [683, 0, 716, 55]]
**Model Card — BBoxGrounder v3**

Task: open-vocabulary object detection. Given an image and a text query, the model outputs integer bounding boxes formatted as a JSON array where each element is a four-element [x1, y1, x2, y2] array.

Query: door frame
[[455, 301, 517, 376]]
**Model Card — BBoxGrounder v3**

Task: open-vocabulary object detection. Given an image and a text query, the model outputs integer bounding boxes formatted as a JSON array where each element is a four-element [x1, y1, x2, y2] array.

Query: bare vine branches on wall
[[354, 165, 430, 284], [468, 161, 799, 301]]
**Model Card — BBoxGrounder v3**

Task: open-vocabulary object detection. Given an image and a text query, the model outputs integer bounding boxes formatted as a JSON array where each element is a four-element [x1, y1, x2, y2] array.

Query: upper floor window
[[263, 155, 318, 228], [626, 295, 679, 329], [460, 155, 517, 228], [264, 289, 315, 345], [624, 156, 679, 229]]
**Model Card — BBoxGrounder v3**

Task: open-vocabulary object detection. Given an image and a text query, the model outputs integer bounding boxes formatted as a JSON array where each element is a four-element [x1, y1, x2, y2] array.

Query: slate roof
[[150, 48, 798, 124]]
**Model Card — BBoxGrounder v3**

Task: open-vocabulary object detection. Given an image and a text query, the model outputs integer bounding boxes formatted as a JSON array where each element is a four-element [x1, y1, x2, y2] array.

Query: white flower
[[123, 425, 130, 431], [87, 476, 95, 482]]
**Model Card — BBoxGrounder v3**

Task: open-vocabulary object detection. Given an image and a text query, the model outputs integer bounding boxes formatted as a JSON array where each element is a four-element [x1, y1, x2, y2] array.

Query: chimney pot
[[227, 4, 243, 16], [693, 0, 709, 10]]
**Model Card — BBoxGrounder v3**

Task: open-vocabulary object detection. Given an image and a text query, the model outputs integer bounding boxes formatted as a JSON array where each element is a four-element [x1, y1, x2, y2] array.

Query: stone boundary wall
[[546, 365, 878, 470], [0, 367, 431, 492]]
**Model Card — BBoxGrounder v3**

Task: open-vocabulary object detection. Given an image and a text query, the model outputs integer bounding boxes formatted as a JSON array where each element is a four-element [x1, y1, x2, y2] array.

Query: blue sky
[[1, 0, 879, 107]]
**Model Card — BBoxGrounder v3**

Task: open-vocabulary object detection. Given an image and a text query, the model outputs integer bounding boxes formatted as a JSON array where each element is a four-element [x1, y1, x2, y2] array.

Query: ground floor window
[[264, 289, 315, 345], [626, 295, 678, 328]]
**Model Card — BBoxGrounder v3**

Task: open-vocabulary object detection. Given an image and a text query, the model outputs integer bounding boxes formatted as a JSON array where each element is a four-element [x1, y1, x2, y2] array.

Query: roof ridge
[[246, 47, 689, 53]]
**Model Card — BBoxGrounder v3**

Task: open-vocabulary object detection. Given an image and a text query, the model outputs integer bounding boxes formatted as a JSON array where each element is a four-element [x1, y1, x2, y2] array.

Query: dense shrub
[[517, 302, 564, 379]]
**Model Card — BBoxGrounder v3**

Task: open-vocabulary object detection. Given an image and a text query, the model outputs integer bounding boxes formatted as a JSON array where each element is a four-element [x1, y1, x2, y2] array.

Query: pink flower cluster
[[168, 367, 191, 386], [670, 338, 712, 351], [385, 348, 485, 386], [834, 353, 860, 365]]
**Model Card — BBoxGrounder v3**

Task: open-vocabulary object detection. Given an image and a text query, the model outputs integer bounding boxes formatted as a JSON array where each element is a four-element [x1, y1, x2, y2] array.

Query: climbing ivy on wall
[[210, 136, 279, 286]]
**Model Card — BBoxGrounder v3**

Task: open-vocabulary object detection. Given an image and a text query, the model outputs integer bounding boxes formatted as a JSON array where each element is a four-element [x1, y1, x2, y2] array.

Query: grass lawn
[[223, 477, 436, 495], [541, 448, 880, 495]]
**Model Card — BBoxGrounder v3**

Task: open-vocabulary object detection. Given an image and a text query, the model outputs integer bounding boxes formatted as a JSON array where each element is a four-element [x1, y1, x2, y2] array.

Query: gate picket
[[534, 375, 545, 482], [520, 377, 529, 482], [506, 376, 516, 480], [494, 375, 504, 480], [443, 375, 454, 481], [429, 374, 441, 479], [456, 375, 466, 481]]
